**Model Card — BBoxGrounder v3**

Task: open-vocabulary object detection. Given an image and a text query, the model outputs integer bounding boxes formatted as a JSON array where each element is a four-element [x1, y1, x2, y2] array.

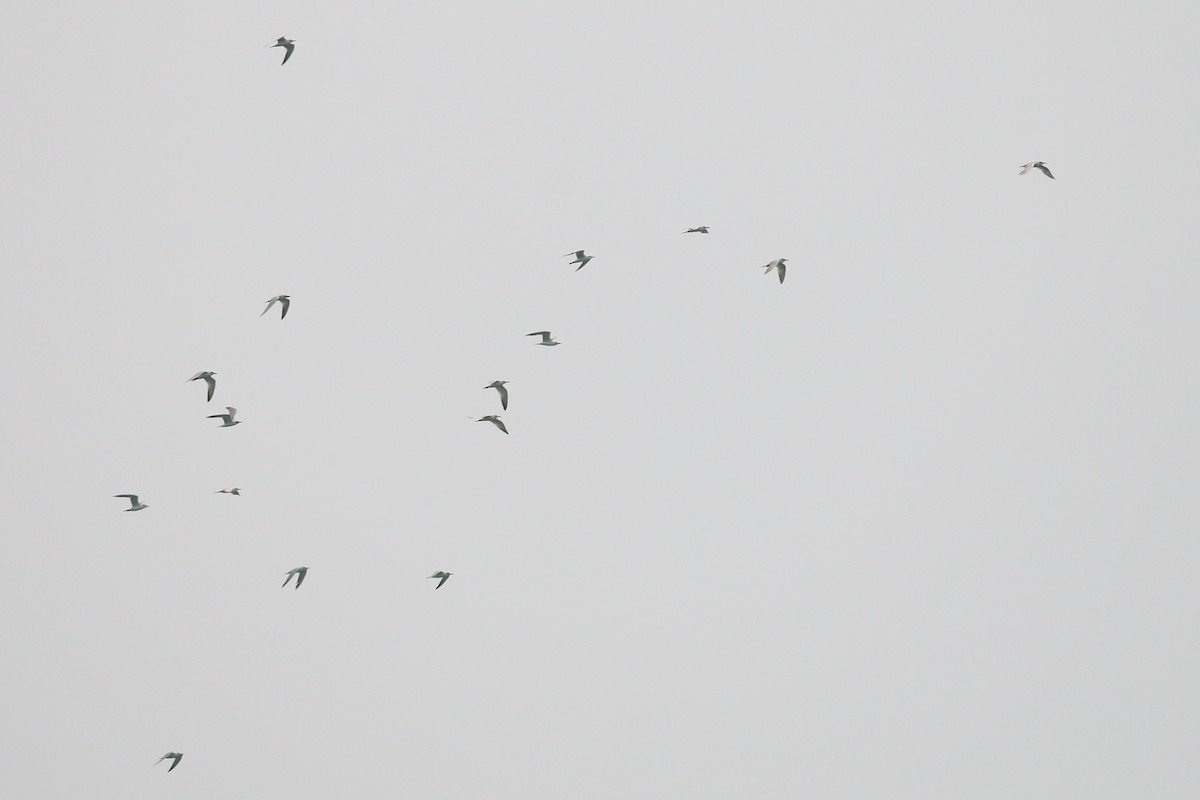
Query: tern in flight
[[762, 258, 788, 284], [215, 487, 241, 496], [269, 37, 295, 65], [187, 371, 217, 402], [428, 571, 452, 589], [114, 494, 148, 511], [685, 226, 710, 234], [484, 380, 509, 410], [1018, 161, 1055, 179], [474, 415, 509, 434], [564, 250, 594, 271], [527, 331, 560, 346], [261, 295, 290, 319], [155, 753, 183, 772], [207, 406, 242, 428], [283, 566, 308, 589]]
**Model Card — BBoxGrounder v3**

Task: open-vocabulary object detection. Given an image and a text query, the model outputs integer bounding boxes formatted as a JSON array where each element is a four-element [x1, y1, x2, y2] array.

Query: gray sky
[[2, 0, 1198, 797]]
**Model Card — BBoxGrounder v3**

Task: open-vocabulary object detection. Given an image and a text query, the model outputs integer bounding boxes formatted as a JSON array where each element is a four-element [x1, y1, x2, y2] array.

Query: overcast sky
[[2, 0, 1198, 797]]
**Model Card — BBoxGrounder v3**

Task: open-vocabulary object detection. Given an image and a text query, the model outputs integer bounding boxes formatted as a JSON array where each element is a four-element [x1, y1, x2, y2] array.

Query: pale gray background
[[2, 0, 1198, 797]]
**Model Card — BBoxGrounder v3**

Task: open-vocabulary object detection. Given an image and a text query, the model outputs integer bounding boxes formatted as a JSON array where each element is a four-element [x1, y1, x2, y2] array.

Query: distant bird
[[564, 250, 594, 271], [283, 566, 308, 589], [428, 571, 452, 589], [114, 494, 148, 512], [261, 295, 290, 319], [187, 371, 217, 402], [484, 380, 509, 410], [527, 331, 560, 346], [207, 406, 242, 427], [684, 226, 710, 234], [215, 487, 241, 496], [155, 753, 183, 772], [474, 415, 509, 434], [1018, 161, 1055, 179], [269, 37, 295, 65], [762, 258, 788, 284]]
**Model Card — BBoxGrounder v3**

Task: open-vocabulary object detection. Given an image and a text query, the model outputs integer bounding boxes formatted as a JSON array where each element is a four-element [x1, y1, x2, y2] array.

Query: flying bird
[[474, 415, 509, 434], [270, 37, 295, 65], [564, 250, 594, 271], [187, 371, 217, 402], [261, 295, 290, 319], [684, 226, 710, 234], [283, 566, 308, 589], [114, 494, 148, 511], [428, 571, 452, 589], [484, 380, 509, 410], [155, 753, 183, 772], [1018, 161, 1055, 179], [762, 258, 788, 284], [526, 331, 560, 346], [215, 487, 241, 496], [207, 406, 242, 427]]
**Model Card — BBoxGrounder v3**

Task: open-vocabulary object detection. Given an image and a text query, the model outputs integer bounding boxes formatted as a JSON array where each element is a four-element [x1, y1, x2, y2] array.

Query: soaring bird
[[114, 494, 148, 511], [1018, 161, 1055, 179], [261, 295, 290, 319], [526, 331, 560, 346], [155, 753, 183, 772], [283, 566, 308, 589], [207, 406, 242, 427], [564, 250, 594, 270], [762, 258, 788, 284], [684, 226, 710, 234], [270, 37, 295, 65], [215, 487, 241, 496], [428, 571, 452, 589], [484, 380, 509, 410], [187, 371, 217, 402], [474, 415, 509, 434]]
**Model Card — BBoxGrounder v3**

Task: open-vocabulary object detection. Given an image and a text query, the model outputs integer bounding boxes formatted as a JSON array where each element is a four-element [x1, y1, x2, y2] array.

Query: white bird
[[207, 406, 242, 427], [261, 295, 290, 319], [187, 371, 217, 402], [762, 258, 788, 284], [484, 380, 509, 410], [474, 415, 509, 434], [564, 250, 594, 271], [428, 571, 452, 589], [114, 494, 148, 511], [283, 566, 308, 589], [155, 753, 183, 772], [269, 37, 295, 65], [215, 487, 241, 496], [1018, 161, 1055, 179], [685, 226, 710, 234], [526, 331, 560, 346]]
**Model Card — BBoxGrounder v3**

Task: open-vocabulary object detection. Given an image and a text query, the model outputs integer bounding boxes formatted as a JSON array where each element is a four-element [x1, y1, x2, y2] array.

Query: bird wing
[[493, 418, 509, 434], [1038, 164, 1055, 179], [527, 331, 550, 338], [169, 754, 182, 771], [279, 297, 290, 318], [778, 262, 786, 283], [1018, 164, 1033, 175], [261, 297, 278, 316], [295, 569, 305, 588], [203, 375, 216, 401], [187, 371, 206, 382], [226, 406, 237, 419], [497, 384, 508, 410], [281, 42, 294, 65], [436, 574, 449, 588], [283, 571, 295, 587], [115, 494, 139, 506]]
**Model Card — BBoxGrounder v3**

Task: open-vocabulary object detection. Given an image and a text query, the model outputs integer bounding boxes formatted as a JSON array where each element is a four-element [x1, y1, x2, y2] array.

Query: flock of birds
[[123, 35, 1058, 776]]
